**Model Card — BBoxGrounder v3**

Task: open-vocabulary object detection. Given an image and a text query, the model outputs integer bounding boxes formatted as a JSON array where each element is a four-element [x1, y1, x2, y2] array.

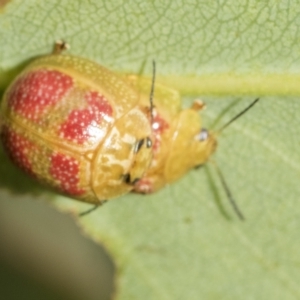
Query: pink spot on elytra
[[1, 126, 34, 175], [7, 70, 73, 122], [58, 91, 113, 144], [49, 153, 85, 196]]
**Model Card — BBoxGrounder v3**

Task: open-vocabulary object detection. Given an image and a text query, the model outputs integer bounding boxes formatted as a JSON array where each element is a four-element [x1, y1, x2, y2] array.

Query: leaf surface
[[1, 1, 300, 299]]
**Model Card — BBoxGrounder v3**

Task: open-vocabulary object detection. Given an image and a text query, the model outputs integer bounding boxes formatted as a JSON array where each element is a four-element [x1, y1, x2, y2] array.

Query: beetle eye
[[197, 128, 209, 141]]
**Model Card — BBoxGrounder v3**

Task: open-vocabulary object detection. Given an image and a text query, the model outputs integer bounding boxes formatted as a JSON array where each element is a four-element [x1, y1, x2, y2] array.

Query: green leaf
[[1, 1, 300, 300]]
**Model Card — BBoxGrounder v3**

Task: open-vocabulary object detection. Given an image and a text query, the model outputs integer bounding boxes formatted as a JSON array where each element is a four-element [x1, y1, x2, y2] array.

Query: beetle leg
[[133, 137, 152, 154], [134, 139, 145, 153], [78, 200, 107, 217], [123, 173, 131, 184], [122, 173, 141, 185], [191, 99, 206, 111], [52, 40, 70, 55], [145, 137, 152, 148]]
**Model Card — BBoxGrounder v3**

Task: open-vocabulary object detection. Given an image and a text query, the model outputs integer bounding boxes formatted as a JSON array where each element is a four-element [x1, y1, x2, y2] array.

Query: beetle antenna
[[217, 98, 259, 133], [149, 60, 156, 125], [210, 160, 245, 220], [207, 98, 260, 220]]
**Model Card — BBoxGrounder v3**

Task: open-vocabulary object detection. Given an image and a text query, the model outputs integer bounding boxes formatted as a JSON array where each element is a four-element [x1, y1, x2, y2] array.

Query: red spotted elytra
[[0, 41, 259, 218]]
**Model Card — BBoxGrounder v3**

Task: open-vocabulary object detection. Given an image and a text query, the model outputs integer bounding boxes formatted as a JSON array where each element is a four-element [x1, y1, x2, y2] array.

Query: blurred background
[[0, 192, 115, 300]]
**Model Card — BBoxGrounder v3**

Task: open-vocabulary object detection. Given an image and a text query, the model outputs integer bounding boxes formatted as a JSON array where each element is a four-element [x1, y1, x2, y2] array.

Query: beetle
[[0, 41, 258, 218]]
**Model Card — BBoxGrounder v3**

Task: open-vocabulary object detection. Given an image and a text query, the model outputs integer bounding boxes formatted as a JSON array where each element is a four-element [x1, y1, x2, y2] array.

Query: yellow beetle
[[0, 41, 258, 219]]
